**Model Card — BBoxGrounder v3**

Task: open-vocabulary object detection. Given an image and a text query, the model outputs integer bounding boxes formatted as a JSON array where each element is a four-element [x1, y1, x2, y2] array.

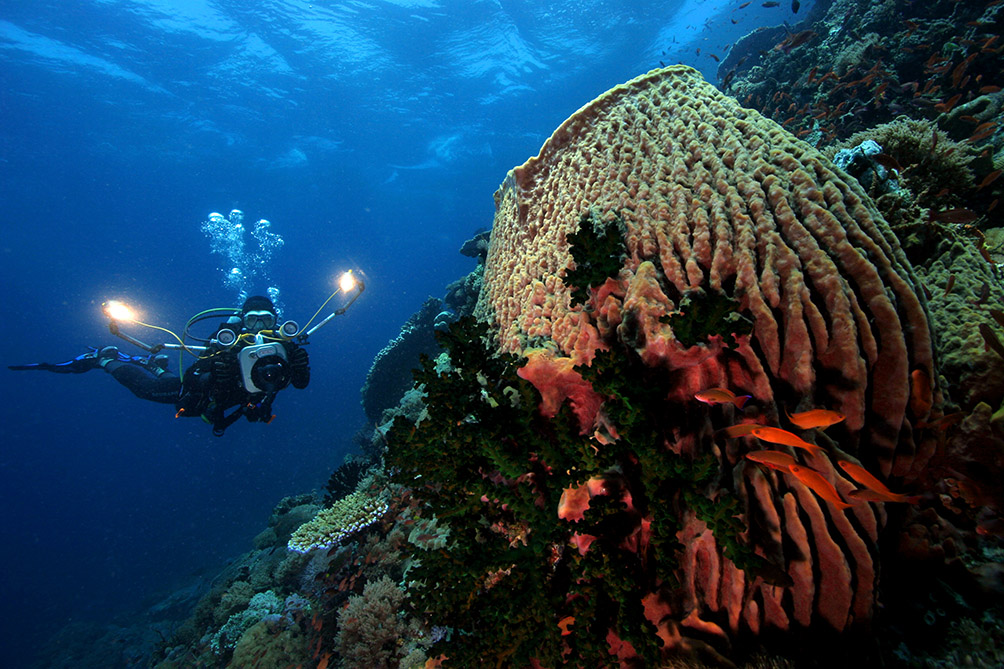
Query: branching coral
[[287, 490, 389, 554]]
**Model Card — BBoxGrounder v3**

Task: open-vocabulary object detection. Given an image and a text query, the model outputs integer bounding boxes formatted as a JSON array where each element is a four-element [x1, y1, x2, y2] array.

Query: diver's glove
[[290, 346, 310, 389]]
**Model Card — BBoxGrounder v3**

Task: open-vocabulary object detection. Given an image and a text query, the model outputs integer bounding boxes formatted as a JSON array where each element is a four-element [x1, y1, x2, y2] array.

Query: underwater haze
[[1, 0, 814, 666]]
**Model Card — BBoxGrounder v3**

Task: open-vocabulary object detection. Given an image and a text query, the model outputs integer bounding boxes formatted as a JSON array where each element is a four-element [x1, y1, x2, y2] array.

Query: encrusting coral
[[477, 64, 934, 477], [459, 64, 941, 656]]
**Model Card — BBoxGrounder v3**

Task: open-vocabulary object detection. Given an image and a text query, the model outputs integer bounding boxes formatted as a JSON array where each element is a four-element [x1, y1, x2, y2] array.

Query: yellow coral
[[287, 491, 388, 553]]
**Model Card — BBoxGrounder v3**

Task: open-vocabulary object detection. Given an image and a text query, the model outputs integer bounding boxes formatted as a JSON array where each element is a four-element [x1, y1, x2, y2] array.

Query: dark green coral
[[385, 312, 764, 665], [382, 203, 772, 663], [660, 289, 753, 350], [563, 209, 627, 306]]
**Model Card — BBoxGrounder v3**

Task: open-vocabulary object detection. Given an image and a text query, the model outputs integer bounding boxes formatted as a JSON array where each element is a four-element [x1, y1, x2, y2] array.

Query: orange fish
[[787, 465, 852, 509], [752, 426, 825, 456], [719, 423, 763, 438], [934, 93, 962, 113], [745, 450, 798, 471], [915, 411, 965, 431], [847, 489, 921, 504], [837, 460, 893, 495], [909, 368, 933, 418], [838, 460, 921, 503], [695, 388, 751, 409], [979, 324, 1004, 359], [977, 169, 1002, 191], [785, 408, 845, 430]]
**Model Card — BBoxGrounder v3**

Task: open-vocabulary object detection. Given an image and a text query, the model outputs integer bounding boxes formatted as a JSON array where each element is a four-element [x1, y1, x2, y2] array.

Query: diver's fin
[[9, 362, 71, 372], [9, 347, 121, 374]]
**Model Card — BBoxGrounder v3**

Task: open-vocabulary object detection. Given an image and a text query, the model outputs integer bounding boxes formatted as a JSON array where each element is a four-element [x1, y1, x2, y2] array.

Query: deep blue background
[[0, 0, 811, 664]]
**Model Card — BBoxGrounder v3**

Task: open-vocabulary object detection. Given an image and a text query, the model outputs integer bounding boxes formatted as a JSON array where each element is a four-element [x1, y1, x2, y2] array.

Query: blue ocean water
[[0, 1, 812, 665]]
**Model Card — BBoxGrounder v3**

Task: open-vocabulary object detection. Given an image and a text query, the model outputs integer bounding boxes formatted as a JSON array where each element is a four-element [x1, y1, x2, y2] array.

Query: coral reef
[[722, 0, 1004, 225], [210, 590, 282, 656], [361, 239, 487, 426], [55, 9, 1004, 667], [362, 297, 445, 423], [432, 63, 946, 659], [477, 64, 933, 474]]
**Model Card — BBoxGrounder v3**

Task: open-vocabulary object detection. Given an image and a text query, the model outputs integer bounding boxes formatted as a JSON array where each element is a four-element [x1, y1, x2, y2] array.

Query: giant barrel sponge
[[475, 66, 937, 638]]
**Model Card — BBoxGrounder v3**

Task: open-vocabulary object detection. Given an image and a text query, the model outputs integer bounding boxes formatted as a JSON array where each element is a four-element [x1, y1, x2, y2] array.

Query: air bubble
[[202, 209, 285, 314]]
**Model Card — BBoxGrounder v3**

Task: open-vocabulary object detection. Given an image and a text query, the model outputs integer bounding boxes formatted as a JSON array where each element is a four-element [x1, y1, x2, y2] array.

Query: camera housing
[[238, 342, 290, 393]]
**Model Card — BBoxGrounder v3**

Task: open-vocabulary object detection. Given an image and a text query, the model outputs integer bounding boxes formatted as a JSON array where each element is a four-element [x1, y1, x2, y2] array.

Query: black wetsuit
[[11, 339, 310, 436], [103, 360, 182, 403]]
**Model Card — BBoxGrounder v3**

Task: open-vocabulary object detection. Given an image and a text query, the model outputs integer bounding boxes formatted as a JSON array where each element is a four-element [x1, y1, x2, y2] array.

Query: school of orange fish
[[697, 387, 921, 508]]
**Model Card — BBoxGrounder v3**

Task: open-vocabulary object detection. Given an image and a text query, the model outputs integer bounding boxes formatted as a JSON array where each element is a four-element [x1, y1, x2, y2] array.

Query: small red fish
[[970, 282, 991, 306], [977, 169, 1002, 191], [787, 465, 852, 509], [930, 208, 978, 223], [774, 29, 816, 54], [752, 426, 825, 456], [745, 450, 798, 471], [944, 272, 956, 295], [719, 423, 763, 438], [837, 460, 919, 503], [935, 93, 962, 113], [847, 489, 921, 504], [871, 153, 902, 173], [915, 411, 965, 431], [695, 388, 751, 408], [968, 125, 997, 144], [786, 408, 845, 430], [909, 368, 933, 418], [979, 324, 1004, 359], [837, 460, 891, 492]]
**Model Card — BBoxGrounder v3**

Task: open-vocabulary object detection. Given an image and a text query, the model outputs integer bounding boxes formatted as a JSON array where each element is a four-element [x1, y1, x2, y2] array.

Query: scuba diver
[[10, 295, 310, 436]]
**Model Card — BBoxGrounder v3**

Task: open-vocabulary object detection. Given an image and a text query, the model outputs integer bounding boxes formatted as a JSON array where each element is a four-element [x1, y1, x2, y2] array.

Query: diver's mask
[[244, 310, 276, 333]]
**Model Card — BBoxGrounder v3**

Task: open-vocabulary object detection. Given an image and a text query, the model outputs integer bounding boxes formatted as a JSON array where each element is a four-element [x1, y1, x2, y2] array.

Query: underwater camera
[[100, 271, 365, 392], [238, 341, 290, 393]]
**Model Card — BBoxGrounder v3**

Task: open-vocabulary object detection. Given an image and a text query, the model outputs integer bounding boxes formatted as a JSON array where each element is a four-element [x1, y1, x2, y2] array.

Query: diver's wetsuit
[[103, 360, 181, 403], [10, 339, 310, 435]]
